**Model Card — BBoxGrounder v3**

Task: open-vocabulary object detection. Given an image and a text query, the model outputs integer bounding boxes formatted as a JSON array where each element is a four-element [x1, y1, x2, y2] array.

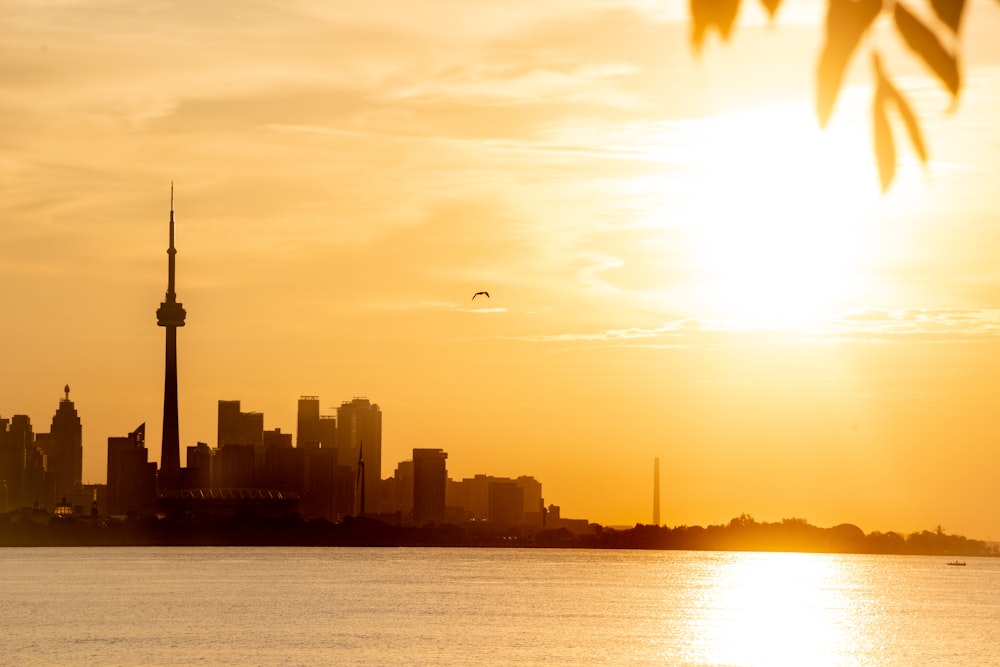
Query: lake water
[[1, 547, 998, 666]]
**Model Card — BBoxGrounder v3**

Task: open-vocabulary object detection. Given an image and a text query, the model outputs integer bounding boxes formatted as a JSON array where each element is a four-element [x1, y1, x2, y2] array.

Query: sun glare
[[682, 103, 882, 329], [690, 553, 852, 666]]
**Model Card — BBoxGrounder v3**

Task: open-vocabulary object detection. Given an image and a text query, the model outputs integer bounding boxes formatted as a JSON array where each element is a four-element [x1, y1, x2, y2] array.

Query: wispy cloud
[[514, 308, 1000, 346]]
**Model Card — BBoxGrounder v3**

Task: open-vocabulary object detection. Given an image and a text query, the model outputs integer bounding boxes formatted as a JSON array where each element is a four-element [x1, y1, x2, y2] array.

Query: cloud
[[514, 308, 1000, 347]]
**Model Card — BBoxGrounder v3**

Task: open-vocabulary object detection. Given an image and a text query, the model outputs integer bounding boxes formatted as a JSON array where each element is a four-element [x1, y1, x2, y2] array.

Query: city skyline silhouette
[[3, 3, 1000, 538]]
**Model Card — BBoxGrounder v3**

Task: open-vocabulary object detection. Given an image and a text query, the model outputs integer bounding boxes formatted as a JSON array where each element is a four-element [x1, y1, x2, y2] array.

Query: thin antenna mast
[[356, 440, 366, 516]]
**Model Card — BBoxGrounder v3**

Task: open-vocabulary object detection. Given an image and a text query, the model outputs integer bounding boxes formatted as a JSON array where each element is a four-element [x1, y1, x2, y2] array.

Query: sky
[[3, 0, 1000, 537]]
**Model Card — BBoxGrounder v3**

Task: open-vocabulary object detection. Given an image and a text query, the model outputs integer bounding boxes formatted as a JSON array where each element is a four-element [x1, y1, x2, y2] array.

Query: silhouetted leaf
[[929, 0, 965, 33], [894, 2, 960, 96], [874, 54, 928, 163], [690, 0, 741, 54], [759, 0, 782, 19], [816, 0, 883, 127], [872, 75, 896, 191]]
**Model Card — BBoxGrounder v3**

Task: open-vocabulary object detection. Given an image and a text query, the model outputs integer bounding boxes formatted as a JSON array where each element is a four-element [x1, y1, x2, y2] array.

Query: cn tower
[[155, 185, 186, 489]]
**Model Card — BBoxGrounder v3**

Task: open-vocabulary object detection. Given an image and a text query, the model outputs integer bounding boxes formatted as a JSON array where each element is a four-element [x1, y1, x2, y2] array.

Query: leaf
[[816, 0, 883, 127], [872, 75, 896, 192], [759, 0, 781, 20], [894, 2, 960, 97], [873, 53, 928, 162], [929, 0, 965, 33], [690, 0, 742, 54]]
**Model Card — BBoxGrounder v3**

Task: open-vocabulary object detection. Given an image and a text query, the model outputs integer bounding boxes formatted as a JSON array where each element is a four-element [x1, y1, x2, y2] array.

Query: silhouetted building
[[61, 483, 105, 517], [217, 400, 265, 468], [413, 448, 447, 525], [263, 428, 292, 450], [318, 415, 337, 450], [213, 444, 256, 488], [182, 442, 213, 489], [488, 481, 524, 526], [301, 447, 338, 521], [156, 189, 186, 491], [0, 414, 46, 510], [106, 424, 157, 516], [546, 504, 591, 535], [217, 400, 242, 447], [447, 474, 542, 526], [264, 445, 306, 494], [337, 398, 382, 513], [0, 416, 27, 509], [261, 445, 352, 521], [297, 396, 320, 447], [515, 476, 544, 526], [382, 459, 414, 518], [36, 385, 83, 504]]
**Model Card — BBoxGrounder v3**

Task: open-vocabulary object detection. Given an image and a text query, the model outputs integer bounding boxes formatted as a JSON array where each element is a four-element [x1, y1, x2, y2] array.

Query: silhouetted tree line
[[581, 515, 996, 556], [0, 511, 995, 555]]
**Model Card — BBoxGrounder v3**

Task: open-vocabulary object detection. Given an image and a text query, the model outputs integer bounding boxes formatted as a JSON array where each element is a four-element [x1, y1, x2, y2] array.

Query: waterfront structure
[[413, 448, 447, 525], [155, 188, 186, 490], [337, 398, 382, 513]]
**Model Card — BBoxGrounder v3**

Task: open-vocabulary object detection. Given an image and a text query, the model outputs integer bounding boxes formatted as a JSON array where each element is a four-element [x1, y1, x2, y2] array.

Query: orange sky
[[3, 0, 1000, 537]]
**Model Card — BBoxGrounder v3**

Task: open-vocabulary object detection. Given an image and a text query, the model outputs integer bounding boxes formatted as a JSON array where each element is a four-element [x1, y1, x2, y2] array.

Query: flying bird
[[471, 291, 490, 301]]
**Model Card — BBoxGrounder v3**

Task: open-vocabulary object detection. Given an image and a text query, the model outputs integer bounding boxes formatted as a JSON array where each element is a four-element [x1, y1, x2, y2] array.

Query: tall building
[[0, 414, 42, 509], [336, 398, 382, 513], [317, 415, 337, 450], [297, 397, 320, 447], [106, 423, 157, 516], [184, 442, 213, 489], [155, 187, 186, 490], [488, 481, 523, 526], [446, 474, 542, 526], [413, 448, 447, 525], [653, 457, 660, 526], [217, 400, 265, 468], [38, 385, 83, 501]]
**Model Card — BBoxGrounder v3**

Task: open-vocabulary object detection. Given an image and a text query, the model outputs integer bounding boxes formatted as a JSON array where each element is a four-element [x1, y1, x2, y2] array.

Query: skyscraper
[[106, 423, 157, 516], [217, 400, 265, 467], [156, 187, 186, 490], [336, 398, 382, 513], [296, 396, 320, 447], [40, 385, 83, 500], [413, 448, 447, 525], [0, 414, 41, 509]]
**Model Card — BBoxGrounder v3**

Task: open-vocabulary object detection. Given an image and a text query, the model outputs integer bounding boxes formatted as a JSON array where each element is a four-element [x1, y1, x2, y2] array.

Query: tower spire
[[156, 185, 186, 489]]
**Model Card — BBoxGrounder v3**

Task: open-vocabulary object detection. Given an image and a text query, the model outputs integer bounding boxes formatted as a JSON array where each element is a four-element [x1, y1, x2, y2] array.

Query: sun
[[683, 101, 884, 329]]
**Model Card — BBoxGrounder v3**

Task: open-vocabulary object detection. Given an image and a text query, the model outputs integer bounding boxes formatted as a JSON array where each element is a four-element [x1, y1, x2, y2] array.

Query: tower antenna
[[356, 441, 366, 516]]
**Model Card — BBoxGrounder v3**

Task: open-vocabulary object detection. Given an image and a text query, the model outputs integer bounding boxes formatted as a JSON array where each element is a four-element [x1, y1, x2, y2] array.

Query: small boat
[[946, 561, 966, 566]]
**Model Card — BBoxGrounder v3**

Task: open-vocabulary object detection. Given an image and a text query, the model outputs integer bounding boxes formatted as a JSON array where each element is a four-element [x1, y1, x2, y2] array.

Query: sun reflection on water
[[682, 552, 857, 666]]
